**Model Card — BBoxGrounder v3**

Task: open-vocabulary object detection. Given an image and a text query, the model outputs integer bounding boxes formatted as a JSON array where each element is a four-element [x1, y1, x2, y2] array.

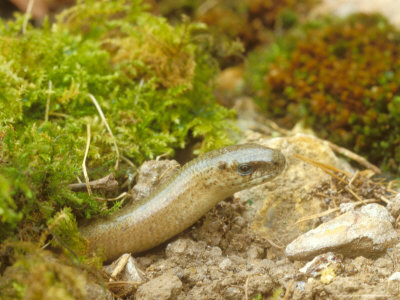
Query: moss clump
[[0, 0, 234, 241], [0, 242, 95, 300], [247, 13, 400, 174]]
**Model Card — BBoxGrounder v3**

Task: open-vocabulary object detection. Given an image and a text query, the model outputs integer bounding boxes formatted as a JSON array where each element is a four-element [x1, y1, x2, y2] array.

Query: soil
[[103, 126, 400, 300]]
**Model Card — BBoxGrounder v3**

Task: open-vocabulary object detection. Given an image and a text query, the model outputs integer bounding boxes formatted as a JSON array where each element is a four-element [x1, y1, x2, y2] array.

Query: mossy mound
[[247, 13, 400, 174], [149, 0, 318, 55], [0, 0, 234, 242]]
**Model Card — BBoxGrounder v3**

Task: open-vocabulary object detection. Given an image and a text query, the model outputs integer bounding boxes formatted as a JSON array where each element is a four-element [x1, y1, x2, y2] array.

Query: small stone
[[136, 274, 182, 300], [209, 246, 223, 258], [320, 266, 337, 284], [388, 272, 400, 281], [359, 203, 394, 223], [85, 281, 113, 300], [131, 160, 180, 201], [339, 202, 356, 213], [387, 193, 400, 218], [103, 254, 144, 283], [299, 252, 343, 278], [165, 239, 188, 257], [219, 258, 233, 271], [224, 286, 242, 300], [247, 245, 264, 260], [124, 256, 144, 283], [286, 210, 398, 260]]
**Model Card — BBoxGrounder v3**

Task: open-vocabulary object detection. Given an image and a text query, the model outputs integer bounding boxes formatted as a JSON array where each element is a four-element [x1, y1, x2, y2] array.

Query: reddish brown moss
[[248, 14, 400, 173]]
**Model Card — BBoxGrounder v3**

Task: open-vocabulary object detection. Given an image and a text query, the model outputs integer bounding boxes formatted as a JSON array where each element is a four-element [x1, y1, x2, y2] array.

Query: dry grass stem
[[327, 141, 381, 174], [44, 81, 52, 122], [265, 237, 285, 249], [159, 165, 179, 181], [82, 123, 92, 196], [94, 192, 130, 202], [380, 196, 391, 204], [345, 186, 366, 204], [48, 112, 69, 118], [293, 153, 350, 183], [396, 214, 400, 228], [121, 155, 136, 169], [89, 94, 120, 170], [295, 199, 377, 224], [22, 0, 35, 34], [156, 152, 170, 161], [348, 170, 359, 187], [296, 207, 341, 224]]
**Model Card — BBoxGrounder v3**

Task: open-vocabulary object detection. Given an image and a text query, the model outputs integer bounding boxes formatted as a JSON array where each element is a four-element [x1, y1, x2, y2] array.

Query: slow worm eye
[[237, 163, 254, 175]]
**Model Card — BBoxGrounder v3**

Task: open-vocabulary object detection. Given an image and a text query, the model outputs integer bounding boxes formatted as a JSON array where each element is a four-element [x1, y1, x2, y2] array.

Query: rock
[[387, 193, 400, 218], [237, 133, 355, 247], [136, 274, 182, 300], [286, 210, 398, 260], [85, 281, 113, 300], [165, 239, 188, 257], [219, 258, 233, 271], [103, 254, 145, 297], [299, 252, 343, 278], [389, 272, 400, 281], [131, 159, 180, 201], [360, 203, 394, 223], [339, 202, 356, 213], [103, 254, 144, 283]]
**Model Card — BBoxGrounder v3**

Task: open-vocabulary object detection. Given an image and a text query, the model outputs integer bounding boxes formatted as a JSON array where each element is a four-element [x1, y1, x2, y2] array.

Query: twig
[[44, 81, 52, 122], [69, 173, 118, 193], [327, 141, 381, 174], [82, 123, 92, 196], [89, 94, 120, 170], [22, 0, 35, 34]]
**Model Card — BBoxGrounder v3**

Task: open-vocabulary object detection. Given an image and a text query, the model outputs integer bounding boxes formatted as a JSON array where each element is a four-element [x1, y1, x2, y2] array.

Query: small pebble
[[136, 274, 182, 300]]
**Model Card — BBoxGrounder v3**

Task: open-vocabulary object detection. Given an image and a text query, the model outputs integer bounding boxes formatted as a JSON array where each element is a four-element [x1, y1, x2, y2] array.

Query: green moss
[[0, 242, 92, 300], [0, 0, 234, 241], [246, 13, 400, 174]]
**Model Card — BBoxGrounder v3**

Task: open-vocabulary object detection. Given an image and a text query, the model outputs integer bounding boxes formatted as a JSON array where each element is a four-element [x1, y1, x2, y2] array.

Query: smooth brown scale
[[80, 143, 285, 260]]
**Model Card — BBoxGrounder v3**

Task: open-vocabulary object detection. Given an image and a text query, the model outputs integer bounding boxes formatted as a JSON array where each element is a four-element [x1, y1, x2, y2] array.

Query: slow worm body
[[80, 143, 285, 260]]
